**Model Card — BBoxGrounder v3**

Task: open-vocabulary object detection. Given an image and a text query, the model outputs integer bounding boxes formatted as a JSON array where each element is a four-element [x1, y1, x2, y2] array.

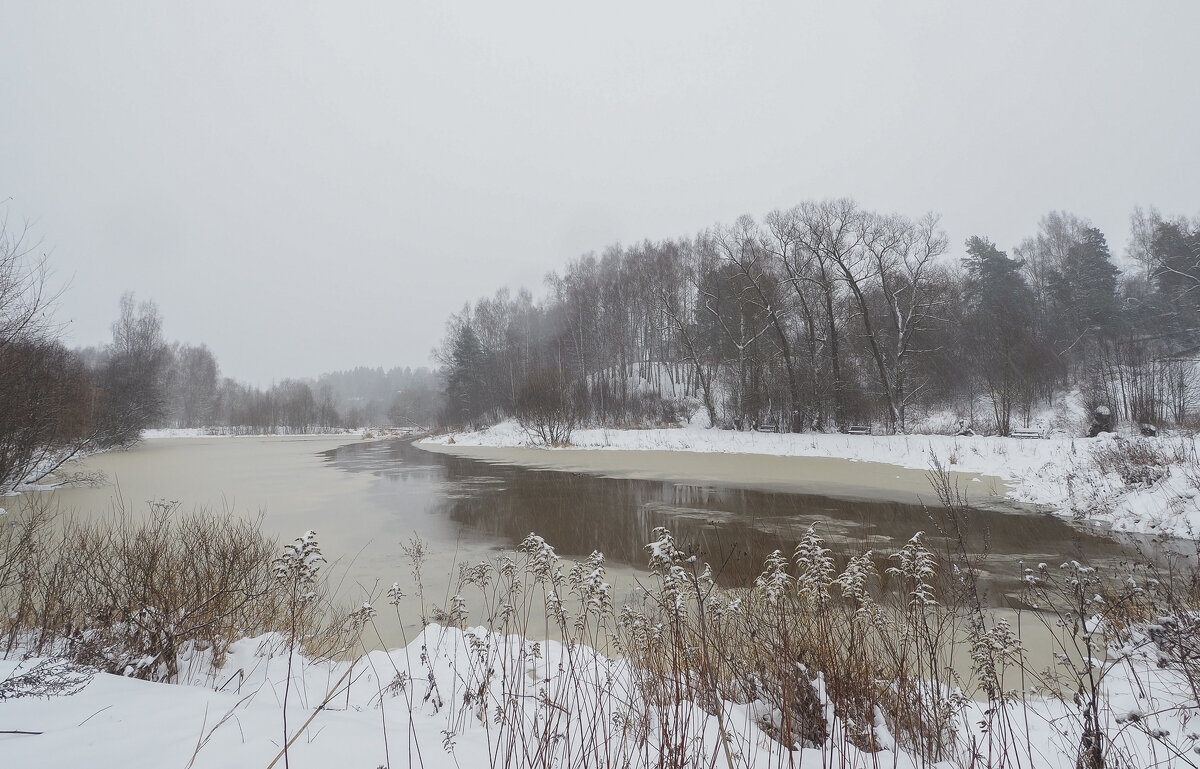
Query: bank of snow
[[2, 625, 877, 769], [3, 622, 1194, 769], [141, 427, 373, 439], [422, 422, 1200, 539]]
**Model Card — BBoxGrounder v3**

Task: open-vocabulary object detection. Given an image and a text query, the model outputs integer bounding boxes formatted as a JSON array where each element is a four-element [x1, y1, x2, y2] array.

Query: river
[[15, 435, 1160, 650]]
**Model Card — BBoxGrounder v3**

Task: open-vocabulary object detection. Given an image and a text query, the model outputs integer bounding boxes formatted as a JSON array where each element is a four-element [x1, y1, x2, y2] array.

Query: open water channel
[[19, 435, 1162, 651]]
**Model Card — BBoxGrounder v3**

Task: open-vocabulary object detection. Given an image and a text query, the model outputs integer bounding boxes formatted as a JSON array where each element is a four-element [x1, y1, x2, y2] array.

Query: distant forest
[[66, 294, 442, 438], [4, 199, 1199, 492], [437, 200, 1200, 436], [0, 218, 439, 492]]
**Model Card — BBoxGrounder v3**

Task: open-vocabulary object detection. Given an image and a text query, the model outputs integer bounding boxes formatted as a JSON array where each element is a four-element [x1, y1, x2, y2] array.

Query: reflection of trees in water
[[429, 449, 1125, 591], [326, 440, 445, 485], [329, 440, 1138, 599], [437, 469, 654, 565]]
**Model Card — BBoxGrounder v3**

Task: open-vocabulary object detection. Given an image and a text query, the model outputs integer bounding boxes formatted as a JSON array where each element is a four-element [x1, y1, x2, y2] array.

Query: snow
[[422, 421, 1200, 539], [142, 427, 371, 439], [4, 418, 1194, 764], [3, 621, 1196, 769]]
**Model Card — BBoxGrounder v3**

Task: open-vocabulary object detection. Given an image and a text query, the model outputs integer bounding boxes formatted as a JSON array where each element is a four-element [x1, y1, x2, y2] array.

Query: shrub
[[514, 368, 579, 445], [0, 499, 348, 682], [1090, 436, 1181, 487]]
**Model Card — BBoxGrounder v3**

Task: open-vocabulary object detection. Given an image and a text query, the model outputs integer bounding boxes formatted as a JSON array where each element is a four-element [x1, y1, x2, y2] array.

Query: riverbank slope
[[419, 421, 1200, 538]]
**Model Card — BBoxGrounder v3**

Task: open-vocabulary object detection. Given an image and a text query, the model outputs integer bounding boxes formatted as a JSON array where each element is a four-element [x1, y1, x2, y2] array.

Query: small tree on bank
[[514, 367, 579, 445], [441, 321, 489, 429], [93, 293, 171, 446]]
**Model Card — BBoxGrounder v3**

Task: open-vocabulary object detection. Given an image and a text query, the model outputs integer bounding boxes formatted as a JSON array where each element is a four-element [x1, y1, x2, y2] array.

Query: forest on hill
[[4, 198, 1199, 492], [438, 200, 1200, 437]]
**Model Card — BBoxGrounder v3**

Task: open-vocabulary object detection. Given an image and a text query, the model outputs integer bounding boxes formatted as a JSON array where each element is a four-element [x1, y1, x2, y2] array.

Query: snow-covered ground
[[6, 421, 1196, 767], [6, 424, 1199, 768], [141, 427, 375, 439], [422, 421, 1200, 539], [2, 620, 1193, 769]]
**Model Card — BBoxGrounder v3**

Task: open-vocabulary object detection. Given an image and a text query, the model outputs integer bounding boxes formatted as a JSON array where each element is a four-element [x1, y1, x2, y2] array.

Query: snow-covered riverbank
[[5, 436, 1198, 769], [141, 427, 380, 439], [5, 617, 1195, 769], [421, 421, 1200, 539]]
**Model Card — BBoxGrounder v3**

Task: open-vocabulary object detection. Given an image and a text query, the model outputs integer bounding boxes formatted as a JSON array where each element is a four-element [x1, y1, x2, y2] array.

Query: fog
[[2, 1, 1197, 383]]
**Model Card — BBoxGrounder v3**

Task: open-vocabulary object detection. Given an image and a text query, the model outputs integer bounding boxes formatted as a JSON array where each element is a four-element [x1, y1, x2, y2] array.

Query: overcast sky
[[2, 2, 1197, 385]]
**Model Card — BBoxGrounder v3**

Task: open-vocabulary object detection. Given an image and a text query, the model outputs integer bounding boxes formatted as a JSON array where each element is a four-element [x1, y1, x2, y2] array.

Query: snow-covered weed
[[8, 502, 1200, 768], [1091, 436, 1178, 487], [243, 525, 1200, 768], [0, 500, 352, 683]]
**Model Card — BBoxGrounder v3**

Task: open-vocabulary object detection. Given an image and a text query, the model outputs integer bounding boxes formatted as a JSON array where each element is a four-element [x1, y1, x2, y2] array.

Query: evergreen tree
[[443, 323, 487, 427], [1150, 221, 1200, 339], [963, 236, 1041, 433], [1052, 227, 1121, 339]]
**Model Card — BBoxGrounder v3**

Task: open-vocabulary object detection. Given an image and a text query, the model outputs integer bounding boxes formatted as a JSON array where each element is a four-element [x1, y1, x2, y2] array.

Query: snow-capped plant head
[[754, 549, 793, 607], [645, 527, 692, 616], [273, 530, 326, 595], [568, 549, 612, 630], [645, 527, 684, 575], [519, 532, 562, 586], [794, 524, 835, 607], [345, 601, 377, 635], [888, 531, 938, 608], [834, 551, 878, 617]]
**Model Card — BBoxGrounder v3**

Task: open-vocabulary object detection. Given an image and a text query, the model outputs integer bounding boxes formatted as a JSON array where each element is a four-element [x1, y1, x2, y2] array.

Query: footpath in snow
[[421, 420, 1200, 539]]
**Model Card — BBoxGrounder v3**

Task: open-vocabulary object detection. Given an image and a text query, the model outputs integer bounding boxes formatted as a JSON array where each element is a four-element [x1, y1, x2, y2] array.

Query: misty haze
[[2, 3, 1200, 768]]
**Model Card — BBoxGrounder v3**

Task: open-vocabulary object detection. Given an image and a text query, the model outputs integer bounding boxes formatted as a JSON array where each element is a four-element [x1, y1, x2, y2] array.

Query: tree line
[[0, 216, 439, 493], [437, 200, 1200, 437]]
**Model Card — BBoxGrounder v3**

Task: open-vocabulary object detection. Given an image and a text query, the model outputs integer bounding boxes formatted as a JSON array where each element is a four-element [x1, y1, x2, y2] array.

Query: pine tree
[[1052, 227, 1121, 339], [443, 323, 487, 427], [1150, 221, 1200, 338], [963, 236, 1041, 433]]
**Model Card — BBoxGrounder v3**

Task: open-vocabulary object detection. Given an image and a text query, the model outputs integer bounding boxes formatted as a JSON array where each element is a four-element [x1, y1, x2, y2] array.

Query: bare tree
[[795, 199, 865, 428], [514, 367, 579, 445], [696, 234, 775, 429], [0, 340, 95, 493], [0, 217, 96, 493], [706, 216, 806, 430], [0, 224, 49, 350], [790, 202, 949, 432], [168, 343, 220, 428], [93, 293, 172, 445], [763, 207, 839, 429], [641, 239, 720, 427], [856, 212, 949, 432]]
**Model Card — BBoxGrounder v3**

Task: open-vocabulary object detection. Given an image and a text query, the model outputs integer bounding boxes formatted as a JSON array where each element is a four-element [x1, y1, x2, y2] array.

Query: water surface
[[21, 436, 1159, 646], [332, 439, 1146, 605]]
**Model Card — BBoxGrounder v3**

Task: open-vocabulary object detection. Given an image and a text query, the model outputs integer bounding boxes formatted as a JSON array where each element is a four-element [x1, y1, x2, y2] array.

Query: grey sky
[[2, 2, 1197, 385]]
